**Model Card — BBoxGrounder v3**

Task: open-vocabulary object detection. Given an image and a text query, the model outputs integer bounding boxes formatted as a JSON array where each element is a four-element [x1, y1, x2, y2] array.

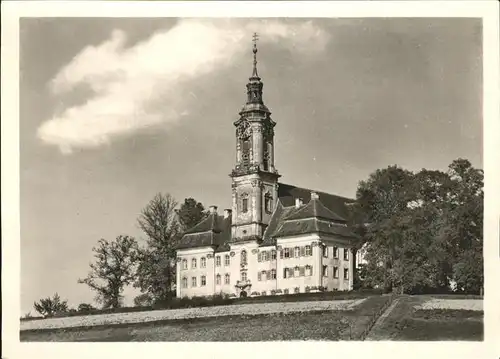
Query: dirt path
[[363, 297, 400, 341]]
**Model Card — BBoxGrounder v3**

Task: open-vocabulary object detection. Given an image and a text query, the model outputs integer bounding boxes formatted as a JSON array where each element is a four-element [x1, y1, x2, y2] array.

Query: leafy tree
[[33, 293, 68, 318], [134, 193, 181, 303], [440, 159, 484, 293], [350, 159, 483, 294], [176, 198, 207, 231], [349, 166, 416, 292], [78, 235, 138, 309]]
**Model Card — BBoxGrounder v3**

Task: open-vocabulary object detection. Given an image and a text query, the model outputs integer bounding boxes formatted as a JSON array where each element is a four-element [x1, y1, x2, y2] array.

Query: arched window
[[242, 139, 250, 165], [322, 265, 328, 277], [241, 271, 247, 282], [294, 266, 300, 277], [191, 258, 197, 269], [264, 193, 273, 213], [261, 251, 268, 261], [344, 248, 349, 261], [216, 274, 221, 285], [201, 275, 206, 286], [241, 250, 247, 265], [181, 259, 188, 270], [215, 256, 221, 267], [271, 269, 277, 279], [225, 254, 230, 266], [305, 245, 312, 256], [201, 257, 206, 268], [261, 270, 267, 281], [182, 277, 188, 288], [241, 193, 249, 213], [305, 265, 312, 276], [224, 273, 230, 284], [344, 268, 349, 280]]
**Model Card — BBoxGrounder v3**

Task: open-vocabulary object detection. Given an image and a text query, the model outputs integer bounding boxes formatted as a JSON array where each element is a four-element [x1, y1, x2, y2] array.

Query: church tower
[[230, 34, 280, 243]]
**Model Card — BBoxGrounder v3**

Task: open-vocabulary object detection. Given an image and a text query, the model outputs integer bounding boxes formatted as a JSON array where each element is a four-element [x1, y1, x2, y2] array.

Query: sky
[[20, 18, 482, 314]]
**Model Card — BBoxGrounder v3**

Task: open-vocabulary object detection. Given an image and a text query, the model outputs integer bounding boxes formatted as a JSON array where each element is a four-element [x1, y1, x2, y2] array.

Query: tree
[[440, 159, 484, 293], [33, 293, 68, 318], [78, 235, 138, 309], [176, 198, 207, 231], [349, 166, 416, 292], [134, 193, 181, 303], [350, 159, 483, 294]]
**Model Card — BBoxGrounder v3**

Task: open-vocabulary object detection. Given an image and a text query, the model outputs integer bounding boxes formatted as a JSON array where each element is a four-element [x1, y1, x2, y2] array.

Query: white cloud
[[37, 19, 329, 154]]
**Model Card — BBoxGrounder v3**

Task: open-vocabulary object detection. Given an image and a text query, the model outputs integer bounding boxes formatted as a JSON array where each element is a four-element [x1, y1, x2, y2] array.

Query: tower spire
[[251, 32, 259, 79]]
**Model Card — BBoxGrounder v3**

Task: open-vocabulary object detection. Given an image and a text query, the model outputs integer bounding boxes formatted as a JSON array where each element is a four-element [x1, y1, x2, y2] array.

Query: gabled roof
[[277, 183, 354, 221]]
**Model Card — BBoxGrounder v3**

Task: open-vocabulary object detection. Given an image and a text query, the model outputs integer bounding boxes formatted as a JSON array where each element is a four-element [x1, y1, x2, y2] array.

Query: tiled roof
[[277, 183, 354, 220], [176, 213, 232, 251], [177, 183, 356, 250], [261, 201, 297, 246], [273, 218, 354, 239], [284, 198, 345, 222]]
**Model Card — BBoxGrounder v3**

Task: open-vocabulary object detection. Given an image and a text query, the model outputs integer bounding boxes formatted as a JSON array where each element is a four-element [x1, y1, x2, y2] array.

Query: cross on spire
[[251, 32, 259, 78], [252, 32, 259, 48]]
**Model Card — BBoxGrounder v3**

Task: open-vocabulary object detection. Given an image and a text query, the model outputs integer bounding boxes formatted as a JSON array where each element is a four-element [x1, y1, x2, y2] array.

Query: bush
[[77, 303, 95, 312]]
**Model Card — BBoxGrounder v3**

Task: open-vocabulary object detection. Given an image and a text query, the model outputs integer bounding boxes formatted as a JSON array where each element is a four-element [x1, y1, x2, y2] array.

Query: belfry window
[[242, 138, 250, 165], [241, 250, 247, 265], [264, 193, 273, 213], [241, 193, 249, 213]]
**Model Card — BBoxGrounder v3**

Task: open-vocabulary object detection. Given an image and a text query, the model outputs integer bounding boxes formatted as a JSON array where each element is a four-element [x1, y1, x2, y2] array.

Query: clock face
[[237, 120, 251, 140]]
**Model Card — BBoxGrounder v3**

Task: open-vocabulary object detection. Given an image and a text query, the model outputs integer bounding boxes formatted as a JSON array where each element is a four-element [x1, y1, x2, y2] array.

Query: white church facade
[[175, 36, 359, 298]]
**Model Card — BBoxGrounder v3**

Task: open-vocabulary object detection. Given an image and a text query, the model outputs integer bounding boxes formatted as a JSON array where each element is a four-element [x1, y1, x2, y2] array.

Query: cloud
[[37, 19, 329, 154]]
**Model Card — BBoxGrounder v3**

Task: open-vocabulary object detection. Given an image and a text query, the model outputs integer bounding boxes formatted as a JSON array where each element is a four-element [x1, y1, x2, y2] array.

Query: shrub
[[77, 303, 95, 312], [134, 293, 154, 307], [33, 293, 69, 318]]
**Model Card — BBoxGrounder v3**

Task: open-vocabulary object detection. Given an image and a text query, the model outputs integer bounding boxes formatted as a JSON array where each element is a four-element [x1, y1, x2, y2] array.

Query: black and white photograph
[[2, 1, 500, 357]]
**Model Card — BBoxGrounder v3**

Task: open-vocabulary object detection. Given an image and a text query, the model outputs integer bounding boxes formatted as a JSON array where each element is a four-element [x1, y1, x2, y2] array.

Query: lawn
[[20, 295, 391, 342], [365, 295, 483, 341], [20, 294, 482, 341]]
